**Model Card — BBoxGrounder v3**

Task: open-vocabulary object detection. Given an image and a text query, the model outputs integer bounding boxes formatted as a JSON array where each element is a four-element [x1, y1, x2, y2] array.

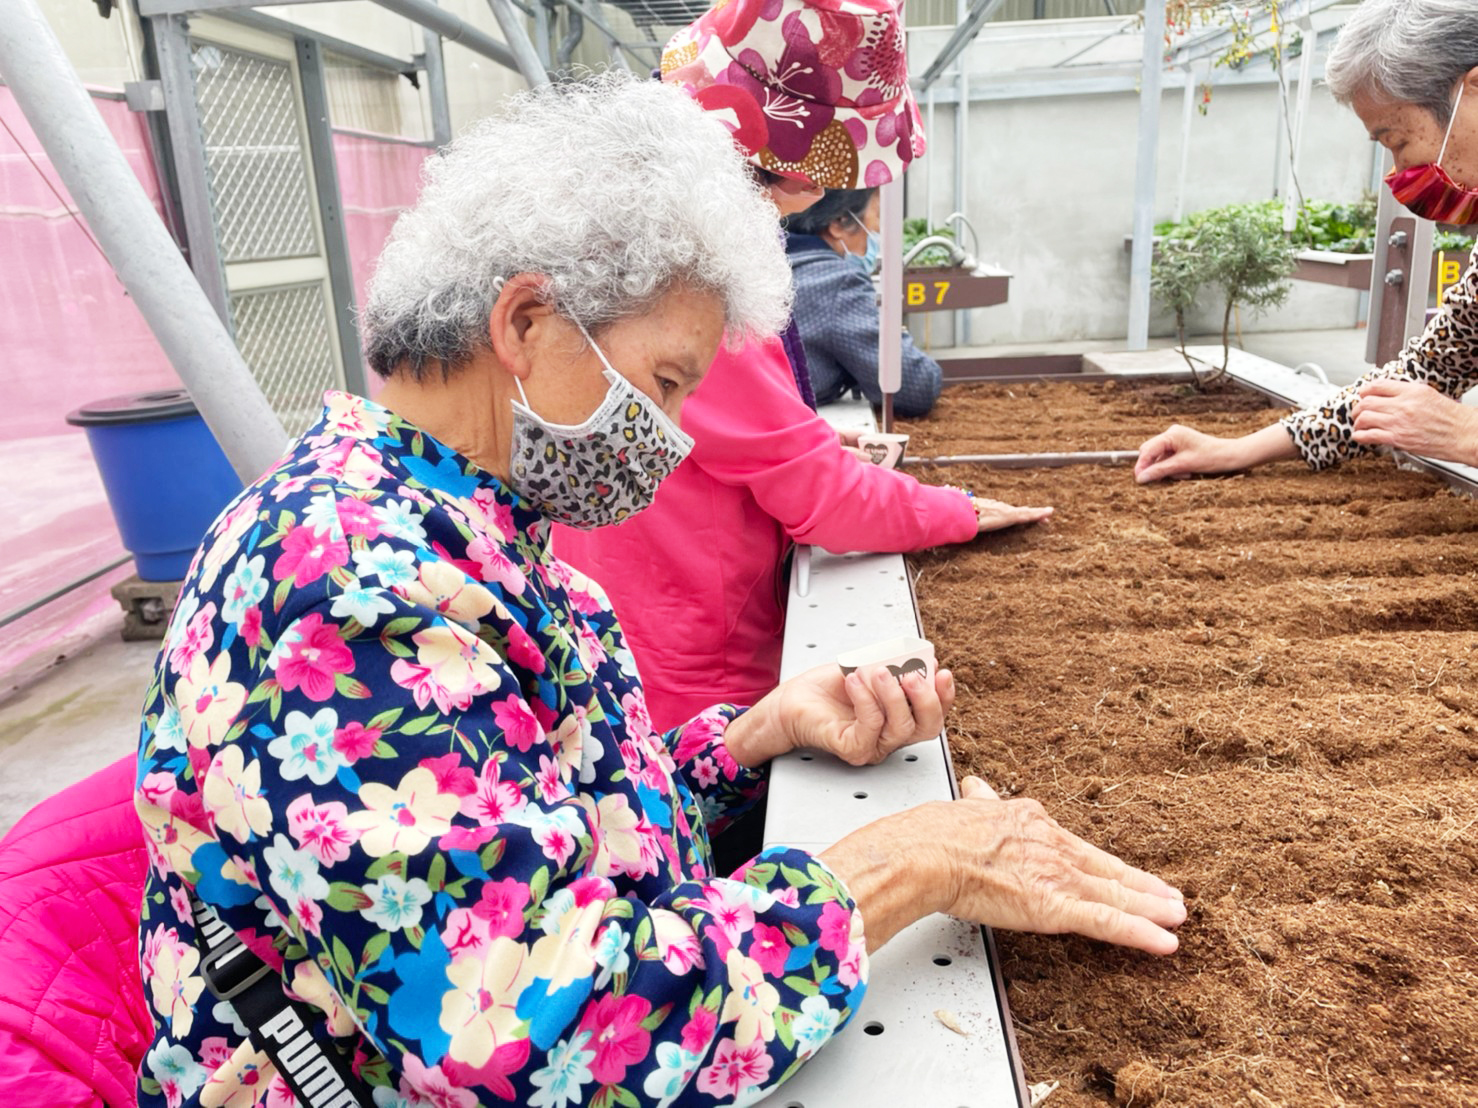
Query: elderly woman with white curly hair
[[133, 74, 1184, 1108], [1137, 0, 1478, 482]]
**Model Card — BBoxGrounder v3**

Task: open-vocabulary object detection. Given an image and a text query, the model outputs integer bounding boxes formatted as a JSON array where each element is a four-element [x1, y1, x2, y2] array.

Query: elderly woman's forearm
[[818, 806, 953, 953]]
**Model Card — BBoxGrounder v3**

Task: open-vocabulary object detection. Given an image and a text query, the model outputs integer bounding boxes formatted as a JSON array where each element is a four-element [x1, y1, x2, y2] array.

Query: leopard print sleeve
[[1280, 238, 1478, 471]]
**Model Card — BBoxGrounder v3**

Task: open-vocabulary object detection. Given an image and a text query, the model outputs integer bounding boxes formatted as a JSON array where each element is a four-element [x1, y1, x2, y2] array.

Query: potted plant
[[1151, 202, 1297, 386]]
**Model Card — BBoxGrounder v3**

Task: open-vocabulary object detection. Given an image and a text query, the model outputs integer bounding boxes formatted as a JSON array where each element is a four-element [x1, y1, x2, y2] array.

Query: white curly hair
[[363, 70, 794, 377]]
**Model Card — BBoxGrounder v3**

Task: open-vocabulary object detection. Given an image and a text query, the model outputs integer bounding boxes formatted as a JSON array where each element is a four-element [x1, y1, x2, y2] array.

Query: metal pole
[[373, 0, 519, 72], [298, 36, 368, 395], [1174, 62, 1196, 223], [420, 24, 453, 146], [954, 0, 970, 348], [879, 178, 905, 433], [0, 0, 287, 481], [1281, 13, 1315, 233], [152, 14, 231, 326], [485, 0, 550, 87], [925, 84, 935, 228], [532, 0, 552, 69], [1126, 0, 1165, 351]]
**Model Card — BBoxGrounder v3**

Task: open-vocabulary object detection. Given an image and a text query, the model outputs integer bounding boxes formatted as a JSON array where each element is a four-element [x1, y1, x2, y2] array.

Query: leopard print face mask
[[509, 327, 695, 530]]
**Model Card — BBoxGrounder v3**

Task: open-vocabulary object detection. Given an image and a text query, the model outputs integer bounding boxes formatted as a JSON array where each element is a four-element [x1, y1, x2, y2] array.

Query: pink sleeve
[[683, 336, 978, 554]]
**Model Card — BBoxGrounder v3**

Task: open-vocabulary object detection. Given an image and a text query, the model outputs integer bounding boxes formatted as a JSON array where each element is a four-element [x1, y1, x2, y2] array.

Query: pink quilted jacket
[[0, 755, 152, 1107]]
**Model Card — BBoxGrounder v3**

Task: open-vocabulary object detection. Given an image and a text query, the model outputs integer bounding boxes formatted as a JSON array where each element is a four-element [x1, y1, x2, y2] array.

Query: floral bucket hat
[[660, 0, 926, 189]]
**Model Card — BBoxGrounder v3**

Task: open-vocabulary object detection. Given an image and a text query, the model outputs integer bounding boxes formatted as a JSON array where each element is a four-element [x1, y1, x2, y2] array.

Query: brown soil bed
[[905, 381, 1478, 1107], [901, 378, 1284, 456]]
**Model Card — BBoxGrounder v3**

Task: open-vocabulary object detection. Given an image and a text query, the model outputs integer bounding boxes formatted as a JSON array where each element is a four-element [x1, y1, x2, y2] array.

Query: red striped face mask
[[1385, 83, 1478, 225]]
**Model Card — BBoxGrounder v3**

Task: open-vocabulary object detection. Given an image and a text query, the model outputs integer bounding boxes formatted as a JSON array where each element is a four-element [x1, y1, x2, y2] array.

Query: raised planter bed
[[891, 378, 1478, 1105]]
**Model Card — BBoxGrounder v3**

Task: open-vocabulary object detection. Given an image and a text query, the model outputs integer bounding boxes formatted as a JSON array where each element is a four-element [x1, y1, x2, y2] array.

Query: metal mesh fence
[[192, 42, 319, 263], [230, 283, 338, 438]]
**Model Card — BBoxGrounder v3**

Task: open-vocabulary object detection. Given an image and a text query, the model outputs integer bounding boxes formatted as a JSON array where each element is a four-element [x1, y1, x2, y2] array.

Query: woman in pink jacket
[[556, 0, 1051, 730]]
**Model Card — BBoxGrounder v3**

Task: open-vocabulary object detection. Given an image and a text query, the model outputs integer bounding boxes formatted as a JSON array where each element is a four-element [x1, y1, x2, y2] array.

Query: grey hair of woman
[[1324, 0, 1478, 126], [362, 71, 794, 379]]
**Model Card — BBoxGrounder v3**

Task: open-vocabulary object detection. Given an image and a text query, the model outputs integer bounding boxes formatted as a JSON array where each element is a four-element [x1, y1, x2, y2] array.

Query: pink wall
[[0, 89, 181, 441], [333, 130, 429, 398], [0, 101, 426, 684]]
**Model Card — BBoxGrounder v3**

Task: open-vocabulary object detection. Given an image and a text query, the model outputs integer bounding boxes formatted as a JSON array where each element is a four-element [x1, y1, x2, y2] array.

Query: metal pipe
[[220, 8, 419, 75], [1281, 13, 1316, 232], [1174, 62, 1196, 224], [485, 0, 550, 87], [879, 178, 904, 432], [0, 555, 132, 631], [556, 0, 658, 70], [905, 450, 1141, 468], [373, 0, 519, 72], [0, 0, 287, 482], [421, 19, 453, 147], [903, 235, 970, 268], [1126, 0, 1165, 352], [556, 6, 584, 68]]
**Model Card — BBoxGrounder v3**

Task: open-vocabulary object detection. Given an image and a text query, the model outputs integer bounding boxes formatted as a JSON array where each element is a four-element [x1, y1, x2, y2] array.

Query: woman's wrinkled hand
[[972, 497, 1053, 533], [1134, 424, 1229, 482], [778, 661, 954, 766], [1352, 378, 1478, 464], [939, 776, 1186, 954]]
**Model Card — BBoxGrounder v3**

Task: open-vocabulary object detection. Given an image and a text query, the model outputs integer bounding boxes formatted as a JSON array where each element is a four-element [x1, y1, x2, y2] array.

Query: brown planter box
[[900, 265, 1010, 313]]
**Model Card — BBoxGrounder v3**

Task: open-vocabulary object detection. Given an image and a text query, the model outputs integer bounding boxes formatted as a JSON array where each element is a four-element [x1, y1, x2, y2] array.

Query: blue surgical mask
[[845, 211, 880, 275]]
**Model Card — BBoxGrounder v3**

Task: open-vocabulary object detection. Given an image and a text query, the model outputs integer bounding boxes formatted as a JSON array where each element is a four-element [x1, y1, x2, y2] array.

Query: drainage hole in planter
[[853, 791, 868, 800], [934, 955, 952, 966], [863, 1021, 884, 1036]]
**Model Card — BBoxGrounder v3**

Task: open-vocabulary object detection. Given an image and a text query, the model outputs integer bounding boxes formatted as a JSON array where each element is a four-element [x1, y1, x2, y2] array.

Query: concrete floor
[[0, 326, 1391, 836], [0, 622, 157, 835]]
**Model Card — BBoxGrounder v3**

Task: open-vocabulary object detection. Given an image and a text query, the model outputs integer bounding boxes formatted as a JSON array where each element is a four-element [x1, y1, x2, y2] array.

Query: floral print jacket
[[135, 393, 868, 1108], [1281, 238, 1478, 469]]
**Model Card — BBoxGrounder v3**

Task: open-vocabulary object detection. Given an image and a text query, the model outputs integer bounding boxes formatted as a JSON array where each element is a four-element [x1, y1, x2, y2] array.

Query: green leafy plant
[[1152, 202, 1297, 386]]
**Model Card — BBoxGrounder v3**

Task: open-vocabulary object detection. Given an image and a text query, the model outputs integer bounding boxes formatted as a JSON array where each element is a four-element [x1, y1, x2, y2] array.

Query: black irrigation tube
[[0, 554, 131, 631]]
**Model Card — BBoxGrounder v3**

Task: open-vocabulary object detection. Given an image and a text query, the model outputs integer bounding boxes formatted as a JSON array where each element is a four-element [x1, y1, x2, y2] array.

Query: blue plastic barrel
[[66, 389, 243, 582]]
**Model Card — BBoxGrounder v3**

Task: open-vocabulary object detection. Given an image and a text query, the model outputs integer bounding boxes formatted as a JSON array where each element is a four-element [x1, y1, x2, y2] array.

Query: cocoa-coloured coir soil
[[902, 377, 1281, 457], [900, 382, 1478, 1106]]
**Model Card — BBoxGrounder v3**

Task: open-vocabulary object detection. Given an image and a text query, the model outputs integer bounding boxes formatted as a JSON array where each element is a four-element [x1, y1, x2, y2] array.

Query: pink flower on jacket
[[400, 1054, 479, 1108], [420, 752, 478, 797], [332, 721, 381, 763], [286, 794, 359, 866], [697, 1037, 773, 1099], [699, 887, 756, 959], [492, 696, 543, 754], [748, 922, 791, 978], [272, 524, 349, 587], [239, 604, 263, 648], [467, 534, 527, 596], [461, 757, 527, 825], [505, 621, 545, 674], [472, 877, 531, 939], [335, 495, 381, 539], [273, 612, 354, 702], [680, 1004, 717, 1055], [168, 601, 216, 677], [817, 900, 852, 957], [577, 993, 652, 1085]]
